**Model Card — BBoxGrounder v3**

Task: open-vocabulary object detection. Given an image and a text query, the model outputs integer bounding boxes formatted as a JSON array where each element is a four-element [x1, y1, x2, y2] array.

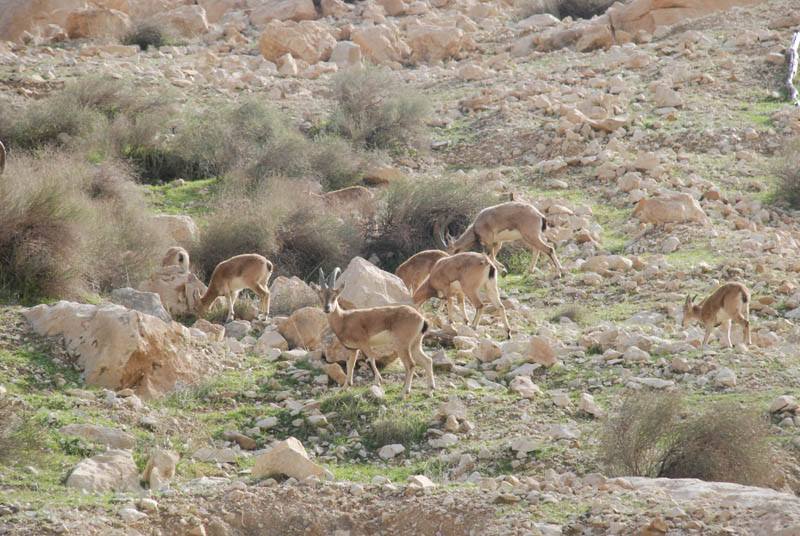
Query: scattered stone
[[58, 424, 136, 450], [252, 437, 324, 480], [378, 444, 405, 460], [715, 368, 737, 387], [66, 449, 140, 492]]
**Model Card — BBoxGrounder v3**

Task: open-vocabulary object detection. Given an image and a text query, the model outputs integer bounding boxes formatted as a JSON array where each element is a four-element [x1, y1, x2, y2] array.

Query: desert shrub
[[599, 392, 775, 486], [598, 390, 682, 478], [558, 0, 615, 19], [366, 175, 495, 271], [776, 136, 800, 208], [496, 242, 532, 275], [327, 67, 429, 151], [0, 151, 167, 302], [194, 178, 366, 281], [659, 402, 773, 486], [310, 134, 367, 191], [122, 20, 167, 50], [549, 305, 586, 324], [0, 97, 101, 150], [363, 410, 429, 450]]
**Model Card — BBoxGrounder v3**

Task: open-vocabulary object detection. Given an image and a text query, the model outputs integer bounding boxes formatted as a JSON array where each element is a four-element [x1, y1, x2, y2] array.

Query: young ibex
[[413, 252, 511, 338], [312, 268, 435, 398], [395, 249, 450, 295], [440, 201, 562, 278], [0, 140, 6, 175], [194, 254, 273, 323], [682, 282, 751, 348], [161, 246, 190, 274]]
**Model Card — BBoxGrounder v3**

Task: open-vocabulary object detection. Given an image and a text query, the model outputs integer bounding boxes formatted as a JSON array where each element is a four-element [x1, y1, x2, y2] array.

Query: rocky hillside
[[2, 0, 800, 535]]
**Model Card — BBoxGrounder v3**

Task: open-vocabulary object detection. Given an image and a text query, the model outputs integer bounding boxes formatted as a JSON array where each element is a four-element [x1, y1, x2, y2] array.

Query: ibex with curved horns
[[312, 268, 436, 398], [682, 282, 751, 348], [439, 201, 562, 278]]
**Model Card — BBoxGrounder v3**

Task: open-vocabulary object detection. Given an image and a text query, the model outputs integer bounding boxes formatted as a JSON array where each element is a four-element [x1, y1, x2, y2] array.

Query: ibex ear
[[309, 282, 321, 294]]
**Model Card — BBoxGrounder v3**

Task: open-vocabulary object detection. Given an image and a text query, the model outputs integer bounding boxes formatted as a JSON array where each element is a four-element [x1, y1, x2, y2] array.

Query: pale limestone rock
[[277, 307, 327, 350], [323, 362, 347, 385], [330, 41, 362, 69], [59, 424, 136, 449], [378, 443, 405, 460], [476, 338, 502, 363], [375, 0, 406, 16], [336, 256, 412, 308], [151, 214, 199, 244], [672, 357, 690, 373], [193, 319, 225, 342], [141, 449, 179, 491], [351, 24, 410, 66], [64, 8, 131, 40], [578, 393, 601, 417], [550, 390, 570, 408], [662, 236, 680, 253], [510, 437, 540, 454], [193, 447, 238, 463], [771, 395, 799, 413], [269, 276, 319, 316], [23, 301, 197, 400], [67, 449, 140, 492], [163, 4, 209, 36], [252, 437, 324, 479], [653, 84, 683, 107], [406, 24, 464, 64], [509, 376, 542, 399], [277, 52, 299, 76], [527, 336, 557, 368], [250, 0, 318, 24], [258, 20, 336, 64], [715, 367, 736, 387], [0, 0, 85, 42], [138, 266, 207, 317], [321, 0, 350, 17], [408, 474, 436, 489], [255, 330, 289, 354], [437, 398, 467, 421], [632, 193, 709, 225], [549, 424, 581, 440], [111, 287, 171, 323]]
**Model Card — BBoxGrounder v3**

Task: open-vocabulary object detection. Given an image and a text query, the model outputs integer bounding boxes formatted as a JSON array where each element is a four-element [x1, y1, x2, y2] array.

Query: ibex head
[[681, 294, 698, 328], [311, 267, 345, 313]]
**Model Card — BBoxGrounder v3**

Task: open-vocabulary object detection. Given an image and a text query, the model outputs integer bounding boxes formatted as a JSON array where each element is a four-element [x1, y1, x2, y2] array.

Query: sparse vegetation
[[122, 20, 168, 50], [776, 136, 800, 208]]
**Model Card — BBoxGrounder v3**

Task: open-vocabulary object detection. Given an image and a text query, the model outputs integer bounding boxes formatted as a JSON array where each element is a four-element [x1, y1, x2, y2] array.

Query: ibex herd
[[164, 194, 752, 396]]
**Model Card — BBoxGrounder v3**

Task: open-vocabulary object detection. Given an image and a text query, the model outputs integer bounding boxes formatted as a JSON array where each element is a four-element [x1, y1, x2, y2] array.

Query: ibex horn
[[433, 215, 454, 250], [329, 267, 341, 288], [0, 140, 6, 175], [319, 268, 327, 289]]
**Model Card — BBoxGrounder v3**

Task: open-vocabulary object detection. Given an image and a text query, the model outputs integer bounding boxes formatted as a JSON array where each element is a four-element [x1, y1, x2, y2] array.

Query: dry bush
[[776, 136, 800, 209], [599, 392, 775, 486], [310, 134, 368, 191], [193, 178, 366, 281], [327, 67, 429, 151], [0, 151, 167, 302], [659, 402, 774, 486], [365, 175, 495, 271], [122, 20, 168, 50], [598, 390, 682, 478], [558, 0, 615, 19]]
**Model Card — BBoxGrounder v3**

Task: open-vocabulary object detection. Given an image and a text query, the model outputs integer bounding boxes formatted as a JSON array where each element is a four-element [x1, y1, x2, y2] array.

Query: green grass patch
[[146, 177, 217, 215]]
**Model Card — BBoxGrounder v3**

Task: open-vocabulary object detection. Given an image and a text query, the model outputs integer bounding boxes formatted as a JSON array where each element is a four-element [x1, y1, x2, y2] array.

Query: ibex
[[440, 201, 563, 278], [194, 254, 273, 323], [312, 268, 435, 398], [396, 249, 450, 295], [0, 140, 6, 175], [413, 252, 511, 338], [161, 246, 190, 274], [682, 282, 751, 348]]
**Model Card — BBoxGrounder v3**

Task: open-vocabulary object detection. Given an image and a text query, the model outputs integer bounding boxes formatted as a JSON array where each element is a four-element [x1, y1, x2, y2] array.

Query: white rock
[[252, 437, 324, 480], [715, 367, 737, 387], [378, 444, 405, 460], [66, 450, 140, 492]]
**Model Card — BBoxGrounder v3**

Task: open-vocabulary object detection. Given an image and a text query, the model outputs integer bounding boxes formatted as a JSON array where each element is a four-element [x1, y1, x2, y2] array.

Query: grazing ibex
[[312, 268, 435, 398], [194, 254, 273, 323], [161, 246, 190, 274], [440, 201, 562, 278], [413, 252, 511, 338], [396, 249, 450, 295], [0, 140, 6, 175], [682, 282, 751, 348]]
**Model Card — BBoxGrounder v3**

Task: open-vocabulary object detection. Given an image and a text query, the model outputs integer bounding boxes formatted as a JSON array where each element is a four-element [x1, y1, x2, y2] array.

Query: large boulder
[[162, 4, 209, 36], [198, 0, 245, 23], [66, 449, 140, 493], [250, 0, 318, 24], [608, 0, 761, 36], [251, 437, 325, 480], [0, 0, 85, 42], [22, 301, 207, 399], [64, 8, 131, 39], [351, 24, 409, 65], [138, 265, 207, 317], [59, 424, 137, 449], [632, 193, 709, 225], [277, 307, 328, 350], [269, 276, 319, 316], [335, 256, 412, 308], [258, 20, 336, 63], [111, 287, 171, 323], [151, 215, 199, 245], [406, 25, 464, 63]]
